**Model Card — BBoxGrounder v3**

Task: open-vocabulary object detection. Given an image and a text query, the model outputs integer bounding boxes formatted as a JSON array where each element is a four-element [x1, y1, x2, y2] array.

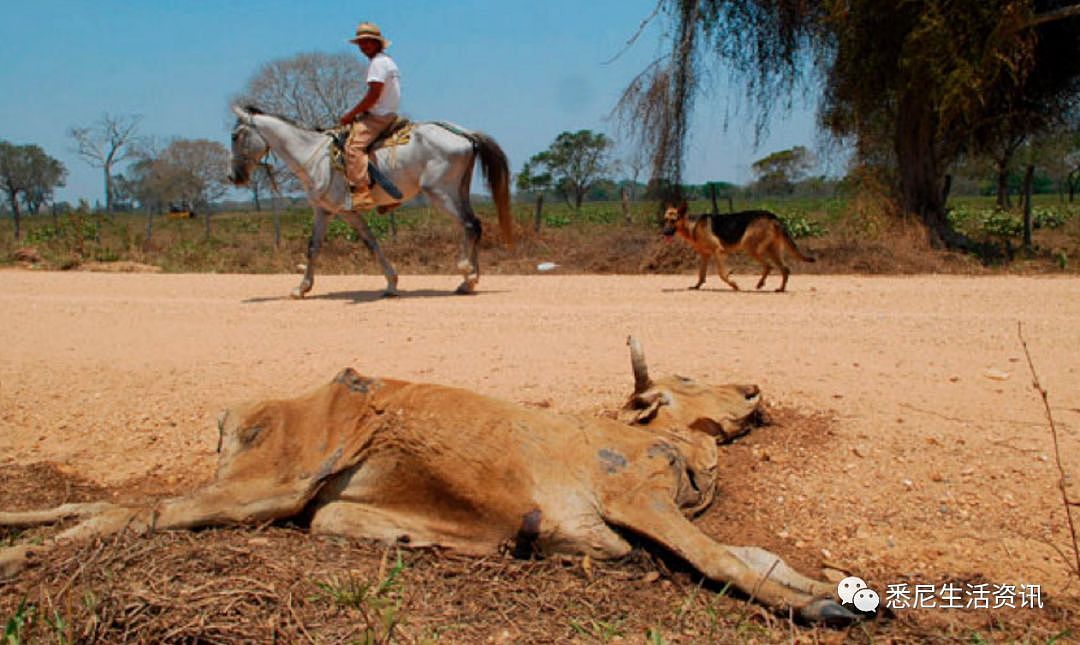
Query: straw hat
[[348, 22, 391, 47]]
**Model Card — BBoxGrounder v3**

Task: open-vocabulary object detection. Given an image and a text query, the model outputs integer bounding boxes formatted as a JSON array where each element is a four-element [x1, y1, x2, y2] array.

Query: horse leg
[[424, 187, 481, 294], [293, 209, 329, 299], [338, 211, 399, 297]]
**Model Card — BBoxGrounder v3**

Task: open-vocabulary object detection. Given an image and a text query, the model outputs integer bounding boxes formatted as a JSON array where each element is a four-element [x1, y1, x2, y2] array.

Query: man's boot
[[349, 188, 377, 214]]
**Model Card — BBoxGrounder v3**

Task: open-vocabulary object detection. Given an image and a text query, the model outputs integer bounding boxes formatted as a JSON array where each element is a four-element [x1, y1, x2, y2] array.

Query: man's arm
[[339, 82, 385, 126]]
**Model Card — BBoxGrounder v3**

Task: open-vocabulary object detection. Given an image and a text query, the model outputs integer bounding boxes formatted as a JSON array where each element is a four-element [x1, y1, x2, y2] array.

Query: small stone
[[641, 571, 661, 583], [902, 478, 915, 490], [983, 368, 1010, 381]]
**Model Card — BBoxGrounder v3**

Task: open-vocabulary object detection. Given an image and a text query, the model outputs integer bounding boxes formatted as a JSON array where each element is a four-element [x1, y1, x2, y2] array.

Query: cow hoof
[[0, 545, 33, 577], [800, 598, 860, 625], [290, 288, 306, 300], [455, 281, 477, 295], [382, 289, 399, 298]]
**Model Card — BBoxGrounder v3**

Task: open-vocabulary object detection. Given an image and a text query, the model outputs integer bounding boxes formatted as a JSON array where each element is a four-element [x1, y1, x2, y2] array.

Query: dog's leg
[[753, 251, 772, 290], [766, 247, 790, 292], [690, 254, 708, 289], [713, 253, 739, 291]]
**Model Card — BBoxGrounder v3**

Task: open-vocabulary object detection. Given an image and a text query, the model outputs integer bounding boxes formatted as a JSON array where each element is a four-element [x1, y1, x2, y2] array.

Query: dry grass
[[2, 407, 1076, 644], [3, 197, 1079, 278]]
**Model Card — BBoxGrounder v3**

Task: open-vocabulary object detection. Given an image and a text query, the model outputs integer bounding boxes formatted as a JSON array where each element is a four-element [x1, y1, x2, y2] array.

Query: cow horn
[[627, 335, 651, 394]]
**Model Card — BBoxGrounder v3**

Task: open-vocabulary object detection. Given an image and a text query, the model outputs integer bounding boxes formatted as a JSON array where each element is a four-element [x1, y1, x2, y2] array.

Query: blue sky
[[0, 0, 823, 205]]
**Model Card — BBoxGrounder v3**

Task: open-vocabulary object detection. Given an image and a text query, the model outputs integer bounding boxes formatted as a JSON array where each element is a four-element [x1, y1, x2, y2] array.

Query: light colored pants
[[345, 112, 397, 210]]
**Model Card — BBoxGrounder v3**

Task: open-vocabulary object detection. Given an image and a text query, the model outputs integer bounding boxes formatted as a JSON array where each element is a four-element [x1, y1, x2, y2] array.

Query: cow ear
[[621, 391, 670, 425], [632, 396, 664, 424], [678, 201, 688, 216]]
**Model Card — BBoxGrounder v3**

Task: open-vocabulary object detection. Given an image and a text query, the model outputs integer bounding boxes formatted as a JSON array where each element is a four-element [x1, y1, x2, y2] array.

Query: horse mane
[[239, 105, 312, 129]]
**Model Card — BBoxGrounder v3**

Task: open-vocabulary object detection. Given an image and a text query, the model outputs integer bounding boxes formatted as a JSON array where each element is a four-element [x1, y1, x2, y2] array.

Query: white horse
[[227, 105, 513, 297]]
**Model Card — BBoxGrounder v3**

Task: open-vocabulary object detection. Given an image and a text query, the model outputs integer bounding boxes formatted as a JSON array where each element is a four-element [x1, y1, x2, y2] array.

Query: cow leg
[[0, 502, 115, 528], [1, 476, 326, 577], [293, 208, 329, 299], [601, 495, 855, 623], [338, 211, 398, 297], [311, 501, 503, 554], [1, 503, 143, 577]]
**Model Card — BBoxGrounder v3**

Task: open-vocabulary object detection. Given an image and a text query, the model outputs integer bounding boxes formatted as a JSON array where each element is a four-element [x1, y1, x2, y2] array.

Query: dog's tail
[[780, 225, 815, 263]]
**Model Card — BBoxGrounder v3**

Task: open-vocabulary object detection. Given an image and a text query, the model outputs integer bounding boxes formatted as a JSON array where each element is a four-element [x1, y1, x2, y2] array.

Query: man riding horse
[[340, 22, 401, 215]]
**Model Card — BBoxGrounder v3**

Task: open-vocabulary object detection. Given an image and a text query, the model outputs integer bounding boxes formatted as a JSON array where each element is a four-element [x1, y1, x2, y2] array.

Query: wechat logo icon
[[837, 576, 880, 616]]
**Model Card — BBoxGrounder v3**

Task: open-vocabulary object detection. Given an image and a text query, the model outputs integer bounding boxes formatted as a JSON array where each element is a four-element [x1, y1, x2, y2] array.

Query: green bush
[[1032, 207, 1067, 229], [778, 212, 827, 238], [981, 210, 1022, 238], [542, 211, 572, 228]]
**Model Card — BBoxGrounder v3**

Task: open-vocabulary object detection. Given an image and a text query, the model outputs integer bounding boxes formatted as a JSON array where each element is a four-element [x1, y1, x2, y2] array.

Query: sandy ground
[[1, 270, 1078, 606]]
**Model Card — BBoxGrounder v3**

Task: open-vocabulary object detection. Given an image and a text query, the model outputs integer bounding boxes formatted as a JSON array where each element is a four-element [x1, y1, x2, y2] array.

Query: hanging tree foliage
[[615, 0, 1080, 253]]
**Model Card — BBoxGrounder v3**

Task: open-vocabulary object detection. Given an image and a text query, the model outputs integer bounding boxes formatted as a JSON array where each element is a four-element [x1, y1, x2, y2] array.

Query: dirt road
[[2, 271, 1078, 600]]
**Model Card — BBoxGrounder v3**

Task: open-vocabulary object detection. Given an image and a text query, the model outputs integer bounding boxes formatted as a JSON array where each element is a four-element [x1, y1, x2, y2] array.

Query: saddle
[[328, 117, 412, 200], [328, 117, 412, 167]]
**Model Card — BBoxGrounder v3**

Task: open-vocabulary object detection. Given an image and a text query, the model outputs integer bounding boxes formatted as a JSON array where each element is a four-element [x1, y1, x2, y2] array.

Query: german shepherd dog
[[662, 202, 815, 292]]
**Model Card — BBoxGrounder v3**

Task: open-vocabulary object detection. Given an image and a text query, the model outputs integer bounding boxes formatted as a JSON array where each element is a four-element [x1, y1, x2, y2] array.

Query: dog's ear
[[677, 201, 688, 216]]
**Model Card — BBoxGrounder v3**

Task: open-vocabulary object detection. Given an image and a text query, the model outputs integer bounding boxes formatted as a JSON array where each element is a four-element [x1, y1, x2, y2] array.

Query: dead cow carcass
[[0, 338, 854, 623]]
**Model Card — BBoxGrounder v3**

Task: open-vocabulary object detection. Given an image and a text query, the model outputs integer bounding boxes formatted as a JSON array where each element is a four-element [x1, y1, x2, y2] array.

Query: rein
[[242, 118, 330, 193]]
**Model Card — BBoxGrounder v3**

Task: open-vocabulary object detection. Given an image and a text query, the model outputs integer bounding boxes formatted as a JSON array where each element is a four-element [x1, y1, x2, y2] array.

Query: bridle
[[233, 116, 329, 193]]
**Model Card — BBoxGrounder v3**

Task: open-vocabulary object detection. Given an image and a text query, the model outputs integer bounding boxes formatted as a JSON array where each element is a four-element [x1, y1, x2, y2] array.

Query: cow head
[[619, 336, 764, 443]]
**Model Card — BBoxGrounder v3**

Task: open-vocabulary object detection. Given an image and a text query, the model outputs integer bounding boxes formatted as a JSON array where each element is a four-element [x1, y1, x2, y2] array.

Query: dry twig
[[1018, 321, 1080, 578]]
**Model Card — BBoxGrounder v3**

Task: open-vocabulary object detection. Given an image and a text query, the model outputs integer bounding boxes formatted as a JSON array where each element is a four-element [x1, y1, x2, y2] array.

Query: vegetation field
[[4, 195, 1079, 278]]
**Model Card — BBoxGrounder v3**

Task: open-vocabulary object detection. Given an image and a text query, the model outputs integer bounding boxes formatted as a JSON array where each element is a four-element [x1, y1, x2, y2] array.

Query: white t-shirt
[[366, 52, 401, 116]]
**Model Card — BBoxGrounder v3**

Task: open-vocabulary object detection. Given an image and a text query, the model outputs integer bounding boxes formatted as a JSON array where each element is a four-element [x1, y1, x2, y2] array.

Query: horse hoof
[[382, 290, 400, 298], [455, 282, 476, 295], [290, 289, 306, 300]]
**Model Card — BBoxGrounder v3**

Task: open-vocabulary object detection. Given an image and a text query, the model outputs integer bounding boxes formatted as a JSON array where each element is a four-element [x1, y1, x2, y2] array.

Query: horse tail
[[470, 132, 514, 248]]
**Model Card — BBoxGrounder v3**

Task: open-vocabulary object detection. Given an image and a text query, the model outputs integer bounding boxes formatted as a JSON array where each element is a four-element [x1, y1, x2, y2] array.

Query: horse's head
[[227, 105, 270, 186]]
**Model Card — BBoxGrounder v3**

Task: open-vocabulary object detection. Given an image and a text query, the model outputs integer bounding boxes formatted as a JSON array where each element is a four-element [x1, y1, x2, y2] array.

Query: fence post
[[1022, 164, 1034, 252]]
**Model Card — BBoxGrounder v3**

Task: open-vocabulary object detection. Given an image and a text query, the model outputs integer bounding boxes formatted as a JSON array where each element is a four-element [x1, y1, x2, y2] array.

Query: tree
[[751, 146, 814, 195], [158, 139, 229, 212], [69, 113, 142, 213], [22, 149, 67, 216], [524, 131, 614, 210], [0, 141, 67, 240], [237, 52, 365, 128], [157, 139, 230, 240], [515, 161, 553, 232], [616, 1, 1080, 253]]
